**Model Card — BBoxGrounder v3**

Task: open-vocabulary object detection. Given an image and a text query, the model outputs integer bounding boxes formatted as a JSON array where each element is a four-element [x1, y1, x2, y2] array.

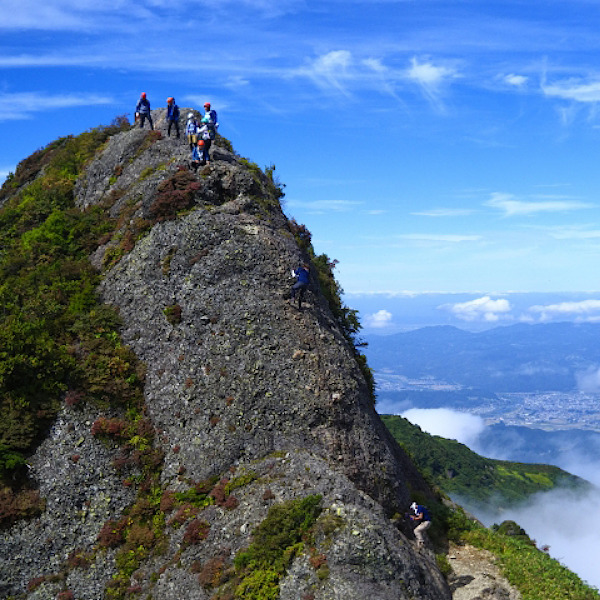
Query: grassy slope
[[381, 414, 589, 509]]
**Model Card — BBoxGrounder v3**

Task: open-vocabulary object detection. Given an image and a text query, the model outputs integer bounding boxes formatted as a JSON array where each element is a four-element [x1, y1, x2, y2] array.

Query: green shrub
[[226, 495, 322, 600], [0, 118, 145, 525]]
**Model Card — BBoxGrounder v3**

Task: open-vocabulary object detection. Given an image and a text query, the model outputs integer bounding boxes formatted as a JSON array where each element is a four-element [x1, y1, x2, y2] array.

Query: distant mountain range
[[365, 322, 600, 393]]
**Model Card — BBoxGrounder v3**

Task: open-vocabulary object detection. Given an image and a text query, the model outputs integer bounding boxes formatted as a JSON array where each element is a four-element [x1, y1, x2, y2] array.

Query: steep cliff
[[0, 110, 450, 600]]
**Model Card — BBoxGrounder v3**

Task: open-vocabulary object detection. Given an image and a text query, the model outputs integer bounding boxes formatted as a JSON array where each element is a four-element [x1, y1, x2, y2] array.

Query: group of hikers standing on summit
[[136, 92, 311, 309], [134, 93, 218, 166]]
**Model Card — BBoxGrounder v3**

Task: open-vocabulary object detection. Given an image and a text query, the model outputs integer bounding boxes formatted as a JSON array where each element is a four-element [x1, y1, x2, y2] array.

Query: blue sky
[[2, 0, 600, 323]]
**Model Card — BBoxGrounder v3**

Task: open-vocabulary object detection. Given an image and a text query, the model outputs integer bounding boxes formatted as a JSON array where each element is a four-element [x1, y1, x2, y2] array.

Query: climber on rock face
[[166, 97, 180, 138], [135, 92, 154, 130], [290, 263, 310, 308], [191, 139, 205, 170], [409, 501, 432, 548]]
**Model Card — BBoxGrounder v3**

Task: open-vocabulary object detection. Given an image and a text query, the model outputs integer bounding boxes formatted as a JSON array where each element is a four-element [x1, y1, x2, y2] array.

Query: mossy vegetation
[[382, 415, 589, 510], [232, 495, 322, 599], [206, 495, 323, 599], [0, 116, 149, 526]]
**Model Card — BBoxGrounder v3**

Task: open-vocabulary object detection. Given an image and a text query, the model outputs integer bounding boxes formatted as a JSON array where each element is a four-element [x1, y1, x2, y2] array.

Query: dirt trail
[[447, 543, 521, 600]]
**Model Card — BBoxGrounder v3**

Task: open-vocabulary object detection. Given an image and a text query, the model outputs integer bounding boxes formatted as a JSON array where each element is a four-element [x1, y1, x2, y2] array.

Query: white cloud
[[406, 57, 456, 86], [491, 488, 600, 590], [411, 208, 475, 217], [528, 299, 600, 322], [0, 92, 113, 121], [0, 0, 157, 31], [576, 366, 600, 393], [364, 309, 393, 329], [299, 50, 354, 95], [0, 53, 105, 68], [0, 1, 88, 30], [543, 78, 600, 103], [442, 295, 512, 322], [401, 408, 486, 449], [398, 233, 482, 242], [549, 228, 600, 240], [286, 198, 361, 213], [485, 192, 592, 216], [362, 57, 386, 74], [405, 56, 458, 110], [502, 73, 528, 87]]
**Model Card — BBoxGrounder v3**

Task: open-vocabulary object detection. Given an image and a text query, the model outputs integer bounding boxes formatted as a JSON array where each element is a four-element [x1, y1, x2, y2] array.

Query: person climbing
[[191, 139, 206, 170], [290, 263, 310, 308], [409, 502, 432, 548], [203, 102, 218, 141], [135, 92, 154, 130], [186, 112, 199, 151], [166, 97, 180, 138]]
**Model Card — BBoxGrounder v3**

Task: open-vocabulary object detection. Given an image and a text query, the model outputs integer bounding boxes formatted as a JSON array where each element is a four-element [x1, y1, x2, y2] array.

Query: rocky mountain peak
[[0, 112, 450, 600]]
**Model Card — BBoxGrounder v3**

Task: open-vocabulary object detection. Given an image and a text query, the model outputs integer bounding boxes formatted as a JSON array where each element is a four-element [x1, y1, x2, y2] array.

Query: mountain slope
[[381, 414, 591, 512], [0, 111, 450, 600]]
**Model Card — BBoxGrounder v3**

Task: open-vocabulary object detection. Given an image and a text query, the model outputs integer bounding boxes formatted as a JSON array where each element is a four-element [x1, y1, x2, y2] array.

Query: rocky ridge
[[0, 110, 451, 599]]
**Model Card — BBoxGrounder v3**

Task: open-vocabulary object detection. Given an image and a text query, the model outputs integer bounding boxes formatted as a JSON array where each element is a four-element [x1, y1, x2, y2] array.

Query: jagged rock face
[[0, 111, 450, 599]]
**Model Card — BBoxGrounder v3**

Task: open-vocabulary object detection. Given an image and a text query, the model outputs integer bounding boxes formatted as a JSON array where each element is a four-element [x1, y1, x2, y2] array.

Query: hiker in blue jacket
[[166, 97, 180, 138], [135, 92, 154, 130], [290, 263, 310, 306], [191, 139, 207, 170], [410, 502, 432, 548], [203, 102, 218, 139]]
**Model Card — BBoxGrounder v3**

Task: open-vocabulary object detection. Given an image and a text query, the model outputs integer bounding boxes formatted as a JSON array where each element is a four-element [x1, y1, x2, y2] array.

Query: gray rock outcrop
[[0, 110, 451, 600]]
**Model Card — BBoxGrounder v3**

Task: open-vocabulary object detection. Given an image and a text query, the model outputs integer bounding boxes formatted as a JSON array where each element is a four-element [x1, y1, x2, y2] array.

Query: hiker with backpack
[[166, 97, 180, 138], [290, 263, 310, 307], [191, 140, 206, 170], [186, 112, 199, 151], [409, 502, 432, 548], [203, 102, 218, 140], [135, 92, 154, 130]]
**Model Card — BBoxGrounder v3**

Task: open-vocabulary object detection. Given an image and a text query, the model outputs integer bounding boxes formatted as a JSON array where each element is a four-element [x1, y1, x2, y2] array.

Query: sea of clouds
[[400, 407, 600, 589]]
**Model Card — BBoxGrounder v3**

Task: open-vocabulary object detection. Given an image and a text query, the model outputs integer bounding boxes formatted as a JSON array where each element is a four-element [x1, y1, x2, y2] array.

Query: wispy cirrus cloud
[[0, 53, 106, 68], [296, 50, 354, 96], [405, 56, 459, 111], [548, 227, 600, 240], [398, 233, 482, 242], [542, 77, 600, 103], [485, 192, 593, 216], [0, 92, 113, 121], [286, 198, 361, 213], [411, 208, 475, 217], [0, 0, 163, 31]]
